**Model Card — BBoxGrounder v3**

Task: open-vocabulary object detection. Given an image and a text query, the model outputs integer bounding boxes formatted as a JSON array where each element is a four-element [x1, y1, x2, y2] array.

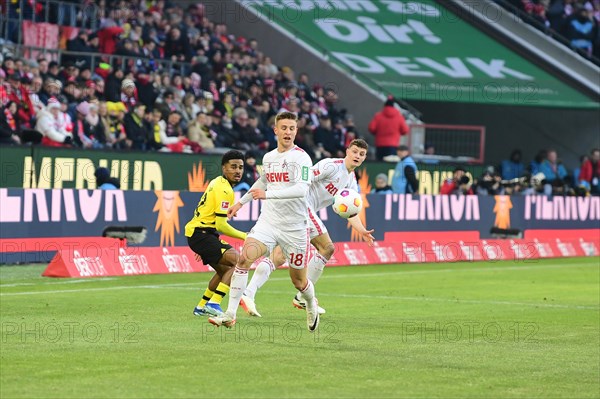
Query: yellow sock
[[210, 283, 230, 305], [197, 288, 214, 308]]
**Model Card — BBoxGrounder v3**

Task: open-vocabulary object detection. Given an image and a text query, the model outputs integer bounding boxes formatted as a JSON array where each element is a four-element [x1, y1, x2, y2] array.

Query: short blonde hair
[[275, 111, 297, 124]]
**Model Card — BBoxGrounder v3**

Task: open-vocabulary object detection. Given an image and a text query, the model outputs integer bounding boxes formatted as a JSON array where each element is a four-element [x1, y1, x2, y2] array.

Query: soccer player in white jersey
[[239, 139, 375, 317], [208, 112, 320, 331]]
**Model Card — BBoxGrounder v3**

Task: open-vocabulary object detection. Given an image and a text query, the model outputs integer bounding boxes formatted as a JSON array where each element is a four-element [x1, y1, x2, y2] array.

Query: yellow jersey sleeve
[[213, 178, 234, 217]]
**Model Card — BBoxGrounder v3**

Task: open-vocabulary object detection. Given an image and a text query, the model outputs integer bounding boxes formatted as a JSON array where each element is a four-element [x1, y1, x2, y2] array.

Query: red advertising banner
[[41, 231, 600, 278], [44, 246, 212, 278]]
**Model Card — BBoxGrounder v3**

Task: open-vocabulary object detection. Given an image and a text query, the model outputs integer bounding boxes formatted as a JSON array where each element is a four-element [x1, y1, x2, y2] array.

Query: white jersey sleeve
[[306, 158, 359, 211]]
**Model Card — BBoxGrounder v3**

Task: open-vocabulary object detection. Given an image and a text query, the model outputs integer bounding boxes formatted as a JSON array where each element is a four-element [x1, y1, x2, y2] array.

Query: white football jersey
[[307, 158, 358, 211], [258, 145, 312, 228]]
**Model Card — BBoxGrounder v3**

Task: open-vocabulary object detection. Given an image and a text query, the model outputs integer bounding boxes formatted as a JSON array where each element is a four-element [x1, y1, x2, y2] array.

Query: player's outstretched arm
[[238, 175, 267, 203], [348, 215, 375, 246], [215, 216, 247, 240]]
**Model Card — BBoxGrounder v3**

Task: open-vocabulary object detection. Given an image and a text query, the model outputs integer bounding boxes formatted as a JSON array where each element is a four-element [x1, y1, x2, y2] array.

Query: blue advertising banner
[[1, 189, 598, 255]]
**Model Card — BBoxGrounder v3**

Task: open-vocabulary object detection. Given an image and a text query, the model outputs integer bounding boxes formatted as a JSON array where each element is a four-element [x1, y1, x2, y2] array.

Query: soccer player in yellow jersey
[[185, 150, 247, 317]]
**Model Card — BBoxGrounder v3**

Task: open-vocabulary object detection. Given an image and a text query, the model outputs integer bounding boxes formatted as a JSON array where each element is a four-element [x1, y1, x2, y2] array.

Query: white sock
[[244, 258, 275, 299], [307, 252, 328, 284], [299, 280, 316, 312], [225, 267, 248, 318]]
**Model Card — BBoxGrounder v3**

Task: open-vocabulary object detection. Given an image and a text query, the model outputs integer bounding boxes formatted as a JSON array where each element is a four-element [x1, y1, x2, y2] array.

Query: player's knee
[[318, 243, 335, 259], [237, 256, 253, 269], [291, 279, 305, 291], [273, 253, 286, 267]]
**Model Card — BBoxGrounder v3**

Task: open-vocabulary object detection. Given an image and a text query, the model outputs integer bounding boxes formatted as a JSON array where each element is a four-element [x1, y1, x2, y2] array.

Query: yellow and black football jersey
[[184, 176, 235, 237]]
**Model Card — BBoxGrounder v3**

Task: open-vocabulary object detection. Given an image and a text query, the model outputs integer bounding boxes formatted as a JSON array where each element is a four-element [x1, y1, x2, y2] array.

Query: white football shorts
[[307, 205, 328, 240], [248, 219, 310, 269]]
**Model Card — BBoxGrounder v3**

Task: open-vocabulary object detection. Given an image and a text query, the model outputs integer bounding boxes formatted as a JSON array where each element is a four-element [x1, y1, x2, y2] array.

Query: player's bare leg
[[290, 233, 333, 313], [307, 233, 335, 284], [241, 246, 285, 317], [289, 265, 319, 332], [194, 248, 238, 317], [209, 238, 267, 328]]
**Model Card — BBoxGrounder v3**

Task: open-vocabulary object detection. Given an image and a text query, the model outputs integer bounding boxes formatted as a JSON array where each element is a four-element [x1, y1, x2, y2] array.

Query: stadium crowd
[[501, 0, 600, 59], [374, 147, 600, 196], [0, 0, 357, 160]]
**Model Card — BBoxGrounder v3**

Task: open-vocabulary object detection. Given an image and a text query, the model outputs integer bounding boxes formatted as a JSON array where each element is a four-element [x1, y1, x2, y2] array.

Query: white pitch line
[[266, 261, 598, 281], [139, 287, 598, 311], [265, 290, 600, 310], [1, 261, 597, 297], [0, 277, 118, 287], [0, 282, 195, 296]]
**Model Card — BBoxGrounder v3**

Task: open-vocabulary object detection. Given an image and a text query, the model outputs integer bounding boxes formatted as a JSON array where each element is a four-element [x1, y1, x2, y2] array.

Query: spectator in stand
[[474, 168, 505, 196], [72, 101, 94, 149], [564, 5, 598, 57], [294, 113, 316, 159], [234, 151, 260, 192], [530, 149, 547, 175], [38, 79, 62, 106], [37, 58, 49, 81], [86, 102, 107, 148], [579, 148, 600, 194], [81, 81, 96, 102], [217, 91, 235, 118], [540, 150, 567, 195], [323, 87, 342, 122], [140, 108, 157, 151], [123, 103, 149, 151], [28, 76, 43, 112], [95, 167, 120, 190], [65, 30, 95, 68], [106, 101, 128, 149], [36, 98, 73, 147], [440, 167, 473, 195], [6, 73, 34, 128], [121, 79, 138, 111], [93, 78, 107, 102], [246, 112, 270, 157], [212, 109, 237, 149], [187, 111, 215, 153], [135, 70, 158, 108], [97, 102, 113, 146], [0, 101, 21, 145], [314, 114, 344, 158], [0, 69, 8, 107], [105, 69, 125, 103], [392, 145, 419, 194], [180, 93, 198, 129], [500, 149, 525, 180], [232, 107, 266, 154], [374, 173, 393, 194], [158, 111, 192, 153], [97, 22, 125, 55], [368, 97, 409, 161], [47, 61, 60, 81], [165, 27, 193, 62]]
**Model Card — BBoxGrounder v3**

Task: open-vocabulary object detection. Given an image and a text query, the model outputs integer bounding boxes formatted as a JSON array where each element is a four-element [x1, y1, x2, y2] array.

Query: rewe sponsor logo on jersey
[[265, 172, 290, 182], [325, 183, 339, 196]]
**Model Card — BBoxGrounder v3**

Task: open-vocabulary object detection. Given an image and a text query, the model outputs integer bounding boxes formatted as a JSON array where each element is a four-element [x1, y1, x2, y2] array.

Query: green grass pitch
[[1, 257, 599, 398]]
